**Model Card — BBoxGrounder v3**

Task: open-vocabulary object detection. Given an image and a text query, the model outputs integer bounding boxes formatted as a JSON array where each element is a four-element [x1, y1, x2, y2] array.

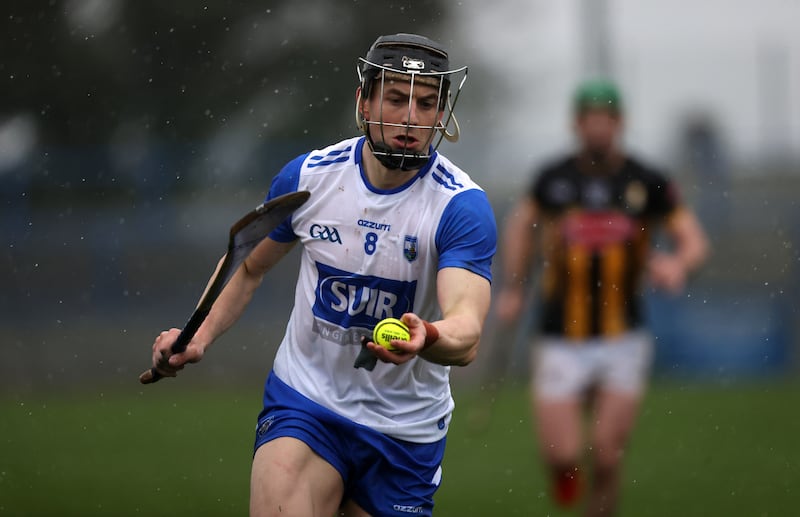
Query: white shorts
[[532, 331, 654, 400]]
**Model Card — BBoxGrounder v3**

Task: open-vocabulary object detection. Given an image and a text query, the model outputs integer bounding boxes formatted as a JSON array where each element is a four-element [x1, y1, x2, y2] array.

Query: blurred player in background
[[148, 33, 495, 516], [495, 80, 708, 516]]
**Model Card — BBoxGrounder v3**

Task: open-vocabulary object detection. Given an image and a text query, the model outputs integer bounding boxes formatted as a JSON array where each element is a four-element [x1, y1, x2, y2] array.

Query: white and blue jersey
[[265, 136, 496, 443]]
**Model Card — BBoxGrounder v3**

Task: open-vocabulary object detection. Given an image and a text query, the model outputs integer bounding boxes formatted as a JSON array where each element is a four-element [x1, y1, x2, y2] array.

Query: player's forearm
[[193, 261, 265, 350], [677, 222, 709, 271], [673, 242, 707, 274], [420, 268, 491, 366], [502, 238, 533, 288], [420, 314, 483, 366], [670, 208, 710, 272], [191, 238, 295, 351]]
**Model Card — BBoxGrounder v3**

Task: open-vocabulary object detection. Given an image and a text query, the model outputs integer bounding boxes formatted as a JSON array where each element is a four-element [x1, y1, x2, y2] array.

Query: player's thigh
[[533, 396, 583, 463], [531, 341, 588, 462], [590, 390, 641, 467], [250, 436, 344, 517], [592, 335, 651, 463]]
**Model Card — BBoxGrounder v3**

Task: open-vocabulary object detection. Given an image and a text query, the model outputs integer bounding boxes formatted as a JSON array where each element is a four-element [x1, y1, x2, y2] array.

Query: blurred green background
[[2, 0, 799, 515], [3, 381, 799, 515]]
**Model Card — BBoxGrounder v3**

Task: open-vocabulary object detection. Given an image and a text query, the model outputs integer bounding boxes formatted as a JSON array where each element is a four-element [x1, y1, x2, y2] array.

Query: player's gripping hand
[[151, 328, 205, 378], [366, 313, 431, 366], [648, 252, 688, 294]]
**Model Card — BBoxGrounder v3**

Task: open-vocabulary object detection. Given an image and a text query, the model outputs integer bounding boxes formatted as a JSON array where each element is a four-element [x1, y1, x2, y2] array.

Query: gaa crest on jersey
[[404, 235, 418, 262], [310, 223, 342, 244]]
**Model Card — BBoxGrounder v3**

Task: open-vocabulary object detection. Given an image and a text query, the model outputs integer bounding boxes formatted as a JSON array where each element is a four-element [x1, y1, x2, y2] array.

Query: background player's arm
[[152, 237, 297, 376], [648, 206, 709, 294], [368, 267, 491, 367], [495, 196, 538, 323]]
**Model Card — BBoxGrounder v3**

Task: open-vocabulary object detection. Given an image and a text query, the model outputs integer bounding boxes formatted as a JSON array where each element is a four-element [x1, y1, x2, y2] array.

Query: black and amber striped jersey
[[529, 155, 679, 339]]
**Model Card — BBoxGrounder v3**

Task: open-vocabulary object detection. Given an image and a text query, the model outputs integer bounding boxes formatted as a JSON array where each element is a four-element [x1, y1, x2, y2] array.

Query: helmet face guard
[[355, 34, 468, 171]]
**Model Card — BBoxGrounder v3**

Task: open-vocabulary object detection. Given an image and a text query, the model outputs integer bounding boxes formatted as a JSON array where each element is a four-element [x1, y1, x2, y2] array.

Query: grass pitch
[[437, 379, 800, 516], [1, 379, 798, 516]]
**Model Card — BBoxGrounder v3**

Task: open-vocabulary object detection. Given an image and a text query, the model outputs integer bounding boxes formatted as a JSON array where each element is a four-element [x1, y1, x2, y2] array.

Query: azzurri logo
[[312, 263, 416, 342]]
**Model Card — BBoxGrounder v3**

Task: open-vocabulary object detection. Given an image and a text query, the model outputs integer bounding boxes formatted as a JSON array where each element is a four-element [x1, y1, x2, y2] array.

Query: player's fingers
[[167, 353, 190, 368], [168, 343, 204, 367], [399, 313, 426, 351], [152, 340, 168, 367], [649, 267, 683, 295], [152, 328, 181, 357], [152, 330, 167, 353], [366, 340, 413, 365], [664, 274, 685, 294], [388, 338, 417, 355], [154, 366, 178, 378], [154, 355, 178, 377], [400, 312, 422, 330], [365, 341, 389, 362]]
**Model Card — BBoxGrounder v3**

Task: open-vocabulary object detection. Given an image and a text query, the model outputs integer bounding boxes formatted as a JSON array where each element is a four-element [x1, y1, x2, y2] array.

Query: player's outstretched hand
[[647, 252, 688, 295], [149, 328, 205, 379], [366, 313, 427, 366]]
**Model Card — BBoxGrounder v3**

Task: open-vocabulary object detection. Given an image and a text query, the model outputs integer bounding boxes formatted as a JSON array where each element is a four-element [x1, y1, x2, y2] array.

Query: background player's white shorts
[[532, 330, 654, 400]]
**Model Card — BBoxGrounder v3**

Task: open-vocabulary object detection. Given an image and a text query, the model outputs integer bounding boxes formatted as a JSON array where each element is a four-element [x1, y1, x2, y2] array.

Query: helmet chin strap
[[357, 113, 460, 171], [367, 137, 432, 172]]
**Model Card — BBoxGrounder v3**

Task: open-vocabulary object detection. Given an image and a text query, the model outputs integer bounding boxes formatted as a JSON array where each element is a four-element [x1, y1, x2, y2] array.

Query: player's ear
[[356, 86, 370, 119]]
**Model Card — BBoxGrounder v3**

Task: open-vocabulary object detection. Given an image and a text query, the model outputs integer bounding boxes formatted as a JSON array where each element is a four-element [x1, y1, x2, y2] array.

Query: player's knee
[[590, 436, 626, 470], [251, 443, 305, 500]]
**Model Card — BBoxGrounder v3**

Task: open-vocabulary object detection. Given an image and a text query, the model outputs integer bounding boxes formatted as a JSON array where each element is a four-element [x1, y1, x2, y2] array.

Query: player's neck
[[577, 148, 623, 175], [361, 141, 419, 190]]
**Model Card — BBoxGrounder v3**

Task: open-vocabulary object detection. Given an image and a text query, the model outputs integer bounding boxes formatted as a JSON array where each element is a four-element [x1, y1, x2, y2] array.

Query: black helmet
[[360, 33, 452, 102], [356, 33, 467, 171]]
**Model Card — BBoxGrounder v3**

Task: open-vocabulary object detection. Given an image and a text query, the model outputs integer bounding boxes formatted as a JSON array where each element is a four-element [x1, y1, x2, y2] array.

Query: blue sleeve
[[264, 153, 307, 242], [434, 189, 497, 282]]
